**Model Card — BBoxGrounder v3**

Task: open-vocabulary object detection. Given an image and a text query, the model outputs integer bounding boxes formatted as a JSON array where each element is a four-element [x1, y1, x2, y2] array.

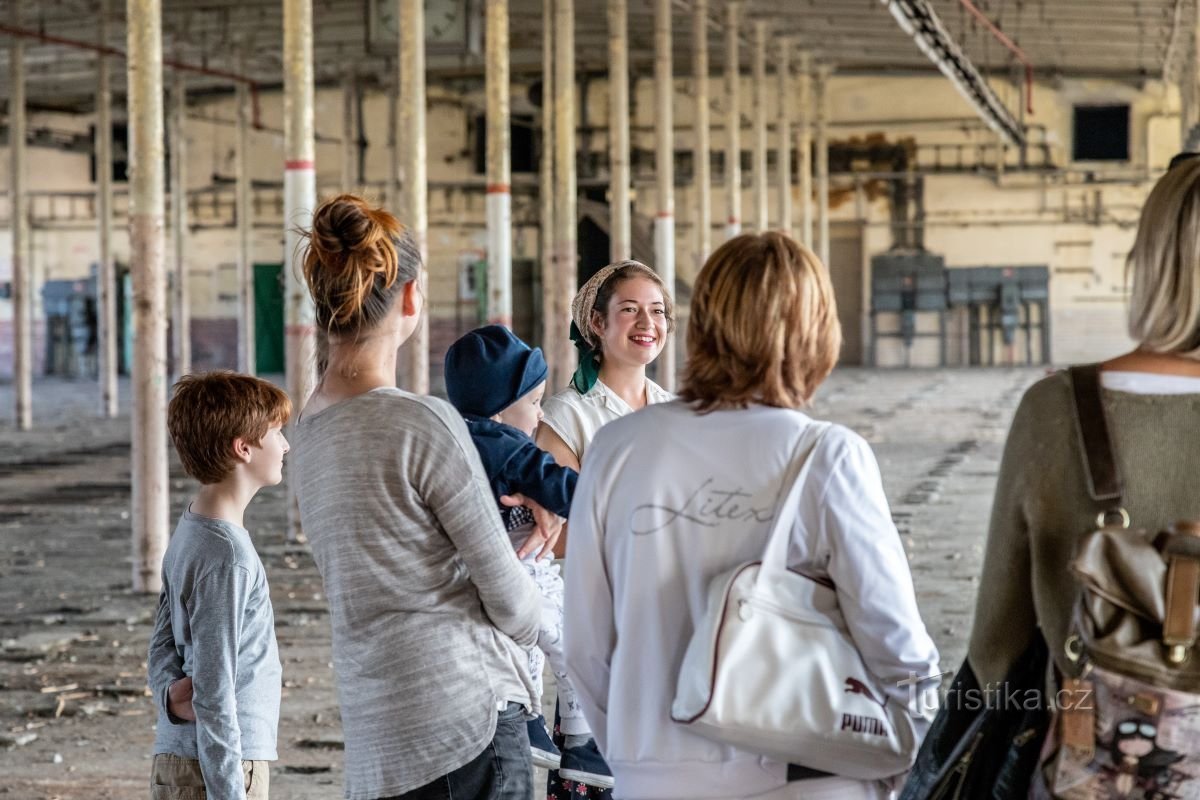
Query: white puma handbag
[[670, 423, 923, 779]]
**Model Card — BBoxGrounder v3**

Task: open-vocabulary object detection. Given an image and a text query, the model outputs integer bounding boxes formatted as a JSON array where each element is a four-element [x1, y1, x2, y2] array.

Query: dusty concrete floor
[[0, 367, 1045, 799]]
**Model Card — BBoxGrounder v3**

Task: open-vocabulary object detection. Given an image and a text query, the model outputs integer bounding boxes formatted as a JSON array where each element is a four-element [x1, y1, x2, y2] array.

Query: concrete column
[[692, 0, 711, 266], [607, 0, 631, 262], [341, 69, 356, 192], [816, 63, 831, 268], [486, 0, 512, 327], [9, 5, 30, 430], [126, 0, 169, 593], [400, 0, 429, 393], [540, 0, 558, 384], [283, 0, 317, 541], [724, 1, 741, 239], [776, 37, 792, 237], [797, 50, 813, 249], [553, 0, 576, 385], [236, 66, 255, 374], [170, 70, 190, 378], [97, 0, 118, 418], [654, 0, 675, 390], [751, 20, 768, 231]]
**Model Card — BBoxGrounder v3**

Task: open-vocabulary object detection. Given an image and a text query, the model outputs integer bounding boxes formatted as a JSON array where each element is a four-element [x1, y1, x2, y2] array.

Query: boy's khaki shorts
[[150, 752, 269, 799]]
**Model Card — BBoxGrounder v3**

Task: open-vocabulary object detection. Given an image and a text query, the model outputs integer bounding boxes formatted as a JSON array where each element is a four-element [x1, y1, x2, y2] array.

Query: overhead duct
[[880, 0, 1024, 146]]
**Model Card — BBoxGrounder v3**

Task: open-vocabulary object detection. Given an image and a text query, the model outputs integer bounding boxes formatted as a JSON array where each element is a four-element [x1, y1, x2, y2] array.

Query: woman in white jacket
[[562, 232, 940, 800]]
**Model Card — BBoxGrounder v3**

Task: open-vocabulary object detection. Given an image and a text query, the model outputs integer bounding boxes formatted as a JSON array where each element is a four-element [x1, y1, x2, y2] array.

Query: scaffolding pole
[[798, 50, 813, 249], [654, 0, 675, 390], [400, 0, 429, 393], [97, 0, 118, 418], [752, 20, 768, 231], [608, 0, 631, 262], [540, 0, 558, 385], [724, 1, 741, 240], [126, 0, 168, 592], [777, 37, 792, 237], [236, 60, 254, 374], [9, 4, 30, 431], [283, 0, 317, 541], [816, 63, 831, 268], [486, 0, 512, 327], [171, 69, 190, 379], [553, 0, 576, 387], [693, 0, 711, 267]]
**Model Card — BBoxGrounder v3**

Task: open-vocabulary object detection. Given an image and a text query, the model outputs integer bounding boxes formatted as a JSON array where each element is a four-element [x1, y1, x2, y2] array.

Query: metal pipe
[[283, 0, 317, 541], [401, 0, 429, 394], [97, 0, 118, 418], [956, 0, 1034, 114], [798, 50, 813, 249], [0, 21, 265, 129], [486, 0, 512, 327], [693, 0, 711, 267], [553, 0, 576, 386], [608, 0, 631, 262], [126, 0, 168, 593], [724, 1, 741, 239], [540, 0, 557, 385], [171, 69, 190, 378], [236, 56, 254, 374], [752, 20, 768, 231], [777, 36, 792, 237], [341, 68, 356, 191], [816, 63, 831, 268], [10, 6, 30, 431], [654, 0, 675, 391]]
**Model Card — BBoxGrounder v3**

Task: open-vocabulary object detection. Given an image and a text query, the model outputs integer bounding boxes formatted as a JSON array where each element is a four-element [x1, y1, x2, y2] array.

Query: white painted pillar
[[816, 63, 831, 268], [776, 37, 792, 237], [540, 0, 558, 384], [798, 50, 813, 249], [724, 1, 741, 239], [752, 20, 768, 231], [126, 0, 169, 592], [654, 0, 675, 390], [400, 0, 429, 393], [693, 0, 711, 266], [97, 0, 118, 418], [170, 69, 190, 378], [553, 0, 576, 384], [486, 0, 512, 327], [9, 4, 30, 430], [608, 0, 631, 262], [283, 0, 317, 541], [236, 69, 255, 374]]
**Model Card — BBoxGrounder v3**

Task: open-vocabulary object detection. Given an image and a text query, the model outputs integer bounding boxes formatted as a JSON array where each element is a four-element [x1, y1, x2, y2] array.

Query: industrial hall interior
[[2, 0, 1199, 798]]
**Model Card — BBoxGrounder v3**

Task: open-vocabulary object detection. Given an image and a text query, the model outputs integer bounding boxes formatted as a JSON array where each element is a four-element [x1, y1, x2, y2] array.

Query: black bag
[[898, 636, 1051, 800]]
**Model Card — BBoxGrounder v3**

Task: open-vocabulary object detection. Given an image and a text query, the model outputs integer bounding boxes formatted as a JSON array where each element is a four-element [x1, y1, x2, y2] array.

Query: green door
[[254, 263, 285, 374]]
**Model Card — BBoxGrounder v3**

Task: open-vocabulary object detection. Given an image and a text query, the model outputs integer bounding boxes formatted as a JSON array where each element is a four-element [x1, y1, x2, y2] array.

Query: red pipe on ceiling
[[0, 22, 263, 128], [957, 0, 1034, 116]]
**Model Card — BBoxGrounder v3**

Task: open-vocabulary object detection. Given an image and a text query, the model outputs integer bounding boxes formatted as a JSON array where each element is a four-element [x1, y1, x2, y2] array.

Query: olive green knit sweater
[[968, 370, 1200, 685]]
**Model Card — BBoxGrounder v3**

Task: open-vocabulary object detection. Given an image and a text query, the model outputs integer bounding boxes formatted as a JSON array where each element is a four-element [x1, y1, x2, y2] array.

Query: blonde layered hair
[[680, 232, 841, 412], [1128, 157, 1200, 355]]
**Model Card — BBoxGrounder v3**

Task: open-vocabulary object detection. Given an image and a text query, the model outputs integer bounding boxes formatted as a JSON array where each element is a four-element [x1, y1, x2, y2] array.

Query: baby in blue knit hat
[[444, 326, 606, 782]]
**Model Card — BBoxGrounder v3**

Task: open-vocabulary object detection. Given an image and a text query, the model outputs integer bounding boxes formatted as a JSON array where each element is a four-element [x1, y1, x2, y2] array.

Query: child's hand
[[167, 676, 196, 722], [501, 494, 564, 561]]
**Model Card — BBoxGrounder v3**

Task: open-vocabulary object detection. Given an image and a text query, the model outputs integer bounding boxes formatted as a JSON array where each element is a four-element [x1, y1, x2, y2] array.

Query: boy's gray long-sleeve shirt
[[147, 509, 282, 800], [291, 388, 541, 800]]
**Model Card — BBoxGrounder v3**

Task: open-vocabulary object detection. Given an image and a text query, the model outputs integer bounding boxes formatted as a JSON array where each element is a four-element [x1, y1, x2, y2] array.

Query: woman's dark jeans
[[382, 703, 532, 800]]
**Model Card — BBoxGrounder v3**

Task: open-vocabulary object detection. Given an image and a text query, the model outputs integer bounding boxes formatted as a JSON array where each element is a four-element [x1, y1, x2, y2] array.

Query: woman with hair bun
[[291, 194, 555, 800]]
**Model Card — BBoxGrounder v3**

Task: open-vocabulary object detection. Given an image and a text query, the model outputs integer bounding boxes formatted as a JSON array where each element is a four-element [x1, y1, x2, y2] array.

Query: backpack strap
[[1068, 364, 1123, 505]]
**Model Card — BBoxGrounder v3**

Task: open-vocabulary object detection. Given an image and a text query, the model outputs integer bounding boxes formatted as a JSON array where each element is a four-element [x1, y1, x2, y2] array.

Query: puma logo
[[844, 677, 886, 710]]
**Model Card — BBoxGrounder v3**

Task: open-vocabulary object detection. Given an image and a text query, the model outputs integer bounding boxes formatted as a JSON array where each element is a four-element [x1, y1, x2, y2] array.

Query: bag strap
[[1068, 364, 1123, 505], [757, 421, 832, 582]]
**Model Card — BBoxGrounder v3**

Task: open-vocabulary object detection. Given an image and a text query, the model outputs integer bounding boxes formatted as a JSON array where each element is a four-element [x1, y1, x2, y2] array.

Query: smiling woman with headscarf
[[535, 259, 676, 798]]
